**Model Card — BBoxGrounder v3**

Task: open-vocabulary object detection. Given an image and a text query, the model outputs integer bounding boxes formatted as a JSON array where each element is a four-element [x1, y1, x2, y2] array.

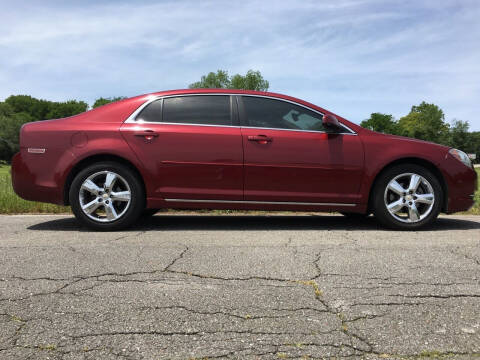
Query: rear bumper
[[11, 151, 65, 205]]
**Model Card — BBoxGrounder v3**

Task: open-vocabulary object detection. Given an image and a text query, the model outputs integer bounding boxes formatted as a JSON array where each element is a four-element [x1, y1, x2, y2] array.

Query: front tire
[[372, 164, 442, 230], [69, 162, 145, 231], [340, 212, 368, 219]]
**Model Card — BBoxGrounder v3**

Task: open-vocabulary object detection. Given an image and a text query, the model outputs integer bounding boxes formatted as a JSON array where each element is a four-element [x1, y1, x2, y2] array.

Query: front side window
[[242, 96, 325, 132], [163, 95, 231, 126]]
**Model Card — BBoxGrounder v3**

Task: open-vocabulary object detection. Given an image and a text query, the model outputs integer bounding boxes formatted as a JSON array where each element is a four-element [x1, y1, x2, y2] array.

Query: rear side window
[[135, 95, 232, 125], [135, 99, 162, 122], [163, 95, 231, 126], [242, 96, 325, 132]]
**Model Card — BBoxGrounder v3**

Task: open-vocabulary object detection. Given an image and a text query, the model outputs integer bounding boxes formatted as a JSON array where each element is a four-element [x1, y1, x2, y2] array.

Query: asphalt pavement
[[0, 213, 479, 359]]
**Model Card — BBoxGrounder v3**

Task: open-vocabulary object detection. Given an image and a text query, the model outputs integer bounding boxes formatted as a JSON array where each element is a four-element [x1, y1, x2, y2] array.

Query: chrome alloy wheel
[[79, 171, 131, 223], [383, 172, 435, 223]]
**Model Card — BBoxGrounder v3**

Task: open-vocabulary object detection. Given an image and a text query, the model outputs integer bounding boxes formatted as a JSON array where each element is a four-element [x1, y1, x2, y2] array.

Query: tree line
[[0, 95, 127, 161], [0, 69, 478, 162], [360, 104, 480, 160]]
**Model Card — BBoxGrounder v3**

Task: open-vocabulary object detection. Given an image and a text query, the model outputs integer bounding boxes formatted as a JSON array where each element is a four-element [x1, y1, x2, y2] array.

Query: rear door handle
[[134, 130, 158, 141], [248, 135, 273, 144]]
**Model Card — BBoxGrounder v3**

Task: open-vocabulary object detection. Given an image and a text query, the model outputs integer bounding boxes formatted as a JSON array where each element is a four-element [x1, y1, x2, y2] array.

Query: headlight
[[449, 148, 472, 168]]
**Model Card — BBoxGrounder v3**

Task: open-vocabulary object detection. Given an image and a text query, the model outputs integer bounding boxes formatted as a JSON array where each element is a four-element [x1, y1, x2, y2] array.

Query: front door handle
[[248, 135, 273, 144], [134, 130, 158, 142]]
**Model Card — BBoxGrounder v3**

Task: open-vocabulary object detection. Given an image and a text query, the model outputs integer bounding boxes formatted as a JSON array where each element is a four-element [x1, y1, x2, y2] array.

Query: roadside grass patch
[[468, 168, 480, 214]]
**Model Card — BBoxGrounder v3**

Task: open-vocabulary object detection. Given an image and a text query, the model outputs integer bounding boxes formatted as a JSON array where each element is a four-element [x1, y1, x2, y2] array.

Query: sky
[[1, 0, 479, 130]]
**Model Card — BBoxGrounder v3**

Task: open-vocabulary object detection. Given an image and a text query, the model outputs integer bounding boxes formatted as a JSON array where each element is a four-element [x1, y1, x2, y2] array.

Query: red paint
[[11, 89, 477, 214], [120, 122, 244, 200], [240, 127, 364, 204]]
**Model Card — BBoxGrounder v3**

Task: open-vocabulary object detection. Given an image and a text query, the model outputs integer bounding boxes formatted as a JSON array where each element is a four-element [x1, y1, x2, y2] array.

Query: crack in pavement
[[139, 304, 331, 319], [0, 246, 190, 302], [387, 293, 480, 299], [108, 231, 147, 243], [451, 246, 480, 267]]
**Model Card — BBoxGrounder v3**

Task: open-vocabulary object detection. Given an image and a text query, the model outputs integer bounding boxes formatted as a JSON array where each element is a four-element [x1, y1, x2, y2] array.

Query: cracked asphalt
[[1, 213, 480, 359]]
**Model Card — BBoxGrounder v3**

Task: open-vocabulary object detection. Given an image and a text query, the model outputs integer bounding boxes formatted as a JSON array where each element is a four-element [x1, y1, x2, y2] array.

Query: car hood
[[362, 129, 451, 151]]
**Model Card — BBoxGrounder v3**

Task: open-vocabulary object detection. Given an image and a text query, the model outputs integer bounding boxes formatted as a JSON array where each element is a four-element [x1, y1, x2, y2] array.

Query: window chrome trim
[[124, 93, 357, 135], [124, 96, 160, 123], [164, 198, 356, 207], [144, 121, 240, 128], [240, 125, 355, 135]]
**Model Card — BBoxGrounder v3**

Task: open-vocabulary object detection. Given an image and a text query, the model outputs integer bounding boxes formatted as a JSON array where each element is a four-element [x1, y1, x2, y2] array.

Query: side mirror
[[322, 114, 341, 133]]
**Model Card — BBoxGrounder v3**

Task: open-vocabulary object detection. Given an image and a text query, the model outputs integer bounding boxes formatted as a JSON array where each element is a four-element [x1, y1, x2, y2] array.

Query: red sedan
[[11, 89, 477, 230]]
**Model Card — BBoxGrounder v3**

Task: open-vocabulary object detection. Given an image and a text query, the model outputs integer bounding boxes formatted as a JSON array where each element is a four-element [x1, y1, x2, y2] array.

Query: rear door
[[238, 95, 364, 205], [120, 94, 243, 201]]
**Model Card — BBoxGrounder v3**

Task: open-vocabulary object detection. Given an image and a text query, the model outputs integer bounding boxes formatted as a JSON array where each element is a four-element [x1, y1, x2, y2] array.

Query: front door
[[238, 95, 364, 204], [121, 95, 243, 201]]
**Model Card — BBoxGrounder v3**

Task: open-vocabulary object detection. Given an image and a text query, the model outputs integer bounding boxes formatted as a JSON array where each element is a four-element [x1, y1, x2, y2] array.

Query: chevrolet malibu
[[11, 89, 477, 230]]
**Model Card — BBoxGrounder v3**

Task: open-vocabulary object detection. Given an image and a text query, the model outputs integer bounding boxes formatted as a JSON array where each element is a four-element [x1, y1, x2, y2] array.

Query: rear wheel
[[372, 164, 442, 230], [69, 162, 145, 230]]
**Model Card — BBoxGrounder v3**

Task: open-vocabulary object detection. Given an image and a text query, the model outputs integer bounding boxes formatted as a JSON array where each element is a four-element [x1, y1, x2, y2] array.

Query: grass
[[0, 164, 479, 215], [465, 167, 480, 215], [0, 165, 69, 214]]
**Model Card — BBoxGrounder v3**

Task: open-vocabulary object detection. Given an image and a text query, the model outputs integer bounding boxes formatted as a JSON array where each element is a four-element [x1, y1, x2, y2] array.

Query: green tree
[[46, 100, 88, 119], [446, 121, 479, 162], [360, 113, 399, 134], [448, 119, 471, 151], [4, 95, 87, 120], [229, 70, 269, 91], [397, 101, 450, 144], [189, 70, 230, 89], [0, 102, 14, 117], [5, 95, 50, 120], [469, 132, 480, 163], [189, 69, 269, 91], [93, 97, 126, 108], [0, 112, 34, 161]]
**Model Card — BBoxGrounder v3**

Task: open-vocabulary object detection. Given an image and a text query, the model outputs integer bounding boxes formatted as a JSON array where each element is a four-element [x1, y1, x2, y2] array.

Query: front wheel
[[69, 162, 145, 231], [372, 164, 442, 230]]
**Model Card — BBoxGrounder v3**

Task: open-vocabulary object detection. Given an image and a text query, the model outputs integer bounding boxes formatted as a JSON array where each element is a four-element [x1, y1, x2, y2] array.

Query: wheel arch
[[63, 153, 146, 206], [367, 157, 448, 214]]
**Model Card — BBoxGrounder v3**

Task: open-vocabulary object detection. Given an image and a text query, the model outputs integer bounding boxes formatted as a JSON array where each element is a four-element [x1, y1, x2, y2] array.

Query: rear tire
[[69, 162, 145, 231], [142, 209, 158, 218], [372, 164, 442, 230]]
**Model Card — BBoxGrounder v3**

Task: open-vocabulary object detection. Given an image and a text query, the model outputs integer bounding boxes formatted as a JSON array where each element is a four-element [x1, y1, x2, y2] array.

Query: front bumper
[[443, 159, 477, 213]]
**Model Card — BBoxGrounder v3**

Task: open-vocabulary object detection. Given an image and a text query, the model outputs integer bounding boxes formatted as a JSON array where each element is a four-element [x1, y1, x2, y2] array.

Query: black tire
[[372, 164, 442, 230], [69, 161, 145, 231], [340, 212, 368, 219], [142, 209, 158, 218]]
